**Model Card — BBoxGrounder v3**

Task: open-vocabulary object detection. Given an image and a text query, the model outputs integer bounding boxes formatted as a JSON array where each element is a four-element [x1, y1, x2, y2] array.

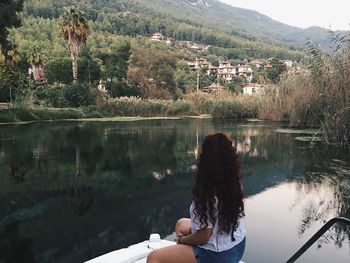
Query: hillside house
[[215, 60, 236, 82], [165, 38, 175, 45], [236, 64, 253, 82], [250, 59, 265, 69], [243, 83, 264, 95], [283, 60, 293, 68], [202, 83, 223, 94], [150, 32, 164, 41], [188, 58, 210, 71], [190, 43, 209, 51]]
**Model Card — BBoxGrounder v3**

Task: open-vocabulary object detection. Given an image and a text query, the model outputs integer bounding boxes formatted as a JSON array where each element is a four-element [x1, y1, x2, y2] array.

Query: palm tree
[[28, 47, 47, 83], [59, 7, 90, 83], [0, 47, 20, 68]]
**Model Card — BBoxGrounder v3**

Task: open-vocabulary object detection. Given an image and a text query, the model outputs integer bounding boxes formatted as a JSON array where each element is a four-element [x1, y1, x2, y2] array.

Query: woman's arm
[[177, 228, 212, 246]]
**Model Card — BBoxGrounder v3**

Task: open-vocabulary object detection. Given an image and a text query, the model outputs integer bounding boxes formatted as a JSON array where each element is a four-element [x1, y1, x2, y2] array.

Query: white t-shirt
[[189, 200, 246, 252]]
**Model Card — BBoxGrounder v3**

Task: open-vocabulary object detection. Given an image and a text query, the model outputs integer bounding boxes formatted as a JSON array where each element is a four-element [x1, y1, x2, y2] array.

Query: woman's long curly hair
[[192, 133, 244, 240]]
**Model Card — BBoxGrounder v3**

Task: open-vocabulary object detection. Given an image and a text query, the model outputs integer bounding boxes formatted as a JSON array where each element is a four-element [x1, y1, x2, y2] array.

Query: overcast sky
[[220, 0, 350, 30]]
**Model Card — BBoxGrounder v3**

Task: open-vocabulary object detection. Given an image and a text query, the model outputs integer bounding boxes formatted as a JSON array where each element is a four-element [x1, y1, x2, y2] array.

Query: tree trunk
[[70, 43, 79, 83]]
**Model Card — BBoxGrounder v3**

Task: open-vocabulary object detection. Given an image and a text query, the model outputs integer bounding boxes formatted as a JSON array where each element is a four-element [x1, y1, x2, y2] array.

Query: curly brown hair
[[192, 133, 244, 240]]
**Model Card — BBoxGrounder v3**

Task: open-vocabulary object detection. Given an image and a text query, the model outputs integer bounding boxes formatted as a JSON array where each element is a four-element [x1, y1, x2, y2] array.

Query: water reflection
[[0, 221, 35, 263], [0, 120, 349, 262]]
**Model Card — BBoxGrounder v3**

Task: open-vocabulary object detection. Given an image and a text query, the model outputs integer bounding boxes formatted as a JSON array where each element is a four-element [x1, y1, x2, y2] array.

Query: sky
[[220, 0, 350, 30]]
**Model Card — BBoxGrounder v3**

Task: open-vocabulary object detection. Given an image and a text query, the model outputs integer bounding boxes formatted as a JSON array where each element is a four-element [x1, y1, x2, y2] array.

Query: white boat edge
[[85, 233, 245, 263]]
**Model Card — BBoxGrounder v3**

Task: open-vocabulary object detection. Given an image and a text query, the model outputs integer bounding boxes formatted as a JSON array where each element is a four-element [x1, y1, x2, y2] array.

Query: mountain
[[131, 0, 334, 48]]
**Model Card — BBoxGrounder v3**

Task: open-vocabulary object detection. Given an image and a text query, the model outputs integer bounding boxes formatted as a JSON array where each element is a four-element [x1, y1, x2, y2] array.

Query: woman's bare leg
[[175, 218, 191, 236], [147, 244, 196, 263]]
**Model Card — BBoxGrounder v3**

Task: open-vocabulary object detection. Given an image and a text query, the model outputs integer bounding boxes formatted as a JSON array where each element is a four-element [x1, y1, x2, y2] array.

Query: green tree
[[103, 41, 131, 81], [128, 46, 177, 99], [266, 58, 287, 84], [45, 57, 73, 83], [59, 7, 90, 82], [0, 0, 24, 57], [77, 57, 101, 83]]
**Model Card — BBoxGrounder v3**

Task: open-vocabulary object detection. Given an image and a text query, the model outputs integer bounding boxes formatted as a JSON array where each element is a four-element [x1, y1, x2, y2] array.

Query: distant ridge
[[131, 0, 337, 48]]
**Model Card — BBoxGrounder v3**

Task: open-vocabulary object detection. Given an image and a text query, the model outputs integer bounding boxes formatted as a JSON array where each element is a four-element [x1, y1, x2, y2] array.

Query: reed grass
[[259, 31, 350, 145]]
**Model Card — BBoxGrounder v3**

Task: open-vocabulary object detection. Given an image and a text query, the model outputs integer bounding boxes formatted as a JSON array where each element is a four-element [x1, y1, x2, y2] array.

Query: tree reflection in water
[[293, 155, 350, 249], [0, 120, 349, 262], [0, 221, 35, 263]]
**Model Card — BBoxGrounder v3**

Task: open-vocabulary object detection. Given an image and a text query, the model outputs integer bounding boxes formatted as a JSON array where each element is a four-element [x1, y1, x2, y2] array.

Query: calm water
[[0, 119, 349, 263]]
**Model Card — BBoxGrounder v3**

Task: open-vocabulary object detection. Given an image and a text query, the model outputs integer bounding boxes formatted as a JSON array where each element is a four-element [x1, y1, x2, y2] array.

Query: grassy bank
[[0, 92, 262, 123]]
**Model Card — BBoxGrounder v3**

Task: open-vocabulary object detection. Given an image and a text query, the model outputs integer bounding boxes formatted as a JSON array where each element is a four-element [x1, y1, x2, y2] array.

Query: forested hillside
[[18, 0, 305, 60]]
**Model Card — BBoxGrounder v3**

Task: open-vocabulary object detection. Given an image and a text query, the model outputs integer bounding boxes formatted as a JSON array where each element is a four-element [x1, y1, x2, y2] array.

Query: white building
[[236, 65, 253, 82], [243, 83, 264, 95], [283, 60, 293, 68], [150, 32, 163, 41]]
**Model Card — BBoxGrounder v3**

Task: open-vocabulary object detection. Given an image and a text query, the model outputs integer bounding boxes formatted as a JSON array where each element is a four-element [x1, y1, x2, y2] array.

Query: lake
[[0, 119, 349, 263]]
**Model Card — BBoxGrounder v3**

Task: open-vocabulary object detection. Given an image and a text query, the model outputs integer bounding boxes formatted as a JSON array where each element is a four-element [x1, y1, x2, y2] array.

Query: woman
[[147, 133, 246, 263]]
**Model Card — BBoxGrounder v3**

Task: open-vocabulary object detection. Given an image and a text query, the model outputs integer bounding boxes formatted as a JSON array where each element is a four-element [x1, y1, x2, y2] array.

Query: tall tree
[[103, 40, 131, 81], [0, 0, 24, 61], [28, 47, 47, 83], [59, 7, 90, 82], [266, 58, 287, 84]]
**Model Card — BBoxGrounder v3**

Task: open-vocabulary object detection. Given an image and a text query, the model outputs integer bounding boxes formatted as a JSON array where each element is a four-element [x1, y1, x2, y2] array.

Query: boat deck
[[85, 234, 244, 263]]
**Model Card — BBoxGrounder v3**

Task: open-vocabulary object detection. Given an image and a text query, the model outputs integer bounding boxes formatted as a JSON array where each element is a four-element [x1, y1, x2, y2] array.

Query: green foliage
[[128, 45, 177, 99], [266, 58, 287, 84], [45, 56, 101, 84], [9, 16, 68, 58], [0, 107, 85, 122], [45, 57, 72, 83], [174, 61, 195, 93], [33, 84, 67, 107], [0, 109, 16, 123], [77, 57, 101, 83], [24, 0, 70, 19], [27, 46, 46, 67], [62, 83, 98, 107], [0, 0, 24, 52], [98, 92, 261, 118], [101, 40, 131, 81], [106, 81, 140, 98], [0, 64, 31, 102]]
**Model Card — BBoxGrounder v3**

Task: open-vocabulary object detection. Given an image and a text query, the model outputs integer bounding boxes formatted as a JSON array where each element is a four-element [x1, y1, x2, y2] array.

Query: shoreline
[[0, 114, 213, 125]]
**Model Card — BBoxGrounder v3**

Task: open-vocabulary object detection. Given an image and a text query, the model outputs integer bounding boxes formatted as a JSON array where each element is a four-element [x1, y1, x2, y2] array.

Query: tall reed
[[260, 31, 350, 145]]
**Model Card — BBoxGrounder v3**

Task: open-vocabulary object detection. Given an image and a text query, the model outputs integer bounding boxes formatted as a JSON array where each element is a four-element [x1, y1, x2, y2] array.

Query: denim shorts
[[192, 237, 246, 263]]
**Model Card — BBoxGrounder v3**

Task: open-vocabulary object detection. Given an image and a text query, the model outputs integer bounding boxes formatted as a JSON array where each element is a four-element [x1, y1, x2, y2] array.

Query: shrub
[[13, 108, 39, 121], [33, 84, 67, 107], [0, 65, 32, 103], [81, 105, 103, 118], [99, 92, 261, 118], [166, 100, 195, 116], [32, 108, 84, 120], [106, 81, 140, 97], [0, 110, 16, 123], [63, 83, 99, 107]]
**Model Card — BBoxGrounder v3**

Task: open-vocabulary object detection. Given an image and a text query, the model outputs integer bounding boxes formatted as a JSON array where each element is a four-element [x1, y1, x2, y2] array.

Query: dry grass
[[259, 32, 350, 144]]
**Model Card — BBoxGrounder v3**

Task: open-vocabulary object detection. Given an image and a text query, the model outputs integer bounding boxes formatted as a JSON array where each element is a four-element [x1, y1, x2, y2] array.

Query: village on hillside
[[24, 31, 307, 97], [150, 32, 308, 95]]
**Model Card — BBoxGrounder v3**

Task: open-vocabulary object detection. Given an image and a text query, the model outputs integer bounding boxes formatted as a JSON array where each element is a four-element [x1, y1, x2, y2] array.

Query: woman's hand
[[175, 233, 185, 244], [175, 228, 212, 246]]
